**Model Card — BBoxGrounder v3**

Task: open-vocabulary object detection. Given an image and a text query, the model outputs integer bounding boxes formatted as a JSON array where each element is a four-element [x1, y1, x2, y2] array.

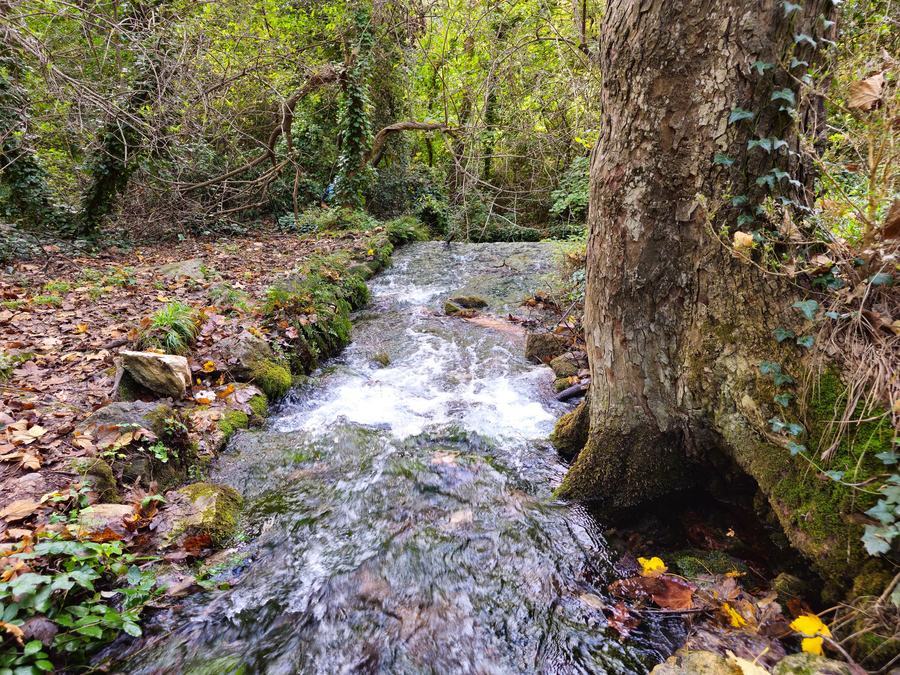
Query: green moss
[[218, 410, 249, 440], [249, 359, 292, 400], [851, 562, 894, 598], [173, 482, 243, 547], [550, 399, 589, 460], [248, 393, 268, 419], [670, 550, 748, 578]]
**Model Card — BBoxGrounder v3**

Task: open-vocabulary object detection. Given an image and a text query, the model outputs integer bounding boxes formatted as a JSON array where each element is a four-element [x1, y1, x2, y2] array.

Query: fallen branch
[[366, 121, 455, 167]]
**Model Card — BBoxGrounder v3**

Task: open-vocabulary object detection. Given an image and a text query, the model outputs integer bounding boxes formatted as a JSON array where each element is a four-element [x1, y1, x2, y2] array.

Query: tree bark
[[558, 0, 833, 507]]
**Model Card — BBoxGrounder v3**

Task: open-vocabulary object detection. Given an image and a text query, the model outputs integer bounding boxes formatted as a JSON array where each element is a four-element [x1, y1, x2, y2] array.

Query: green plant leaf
[[875, 450, 898, 466], [786, 422, 805, 437], [774, 393, 793, 407], [794, 33, 817, 47], [773, 372, 796, 387], [783, 0, 803, 15], [23, 640, 43, 657], [714, 153, 735, 166], [752, 61, 774, 75], [792, 299, 819, 320], [759, 361, 782, 375], [787, 441, 806, 456], [862, 524, 894, 555], [771, 88, 796, 105], [869, 272, 893, 286], [773, 327, 795, 342], [824, 470, 845, 482], [728, 108, 755, 124], [795, 335, 814, 349]]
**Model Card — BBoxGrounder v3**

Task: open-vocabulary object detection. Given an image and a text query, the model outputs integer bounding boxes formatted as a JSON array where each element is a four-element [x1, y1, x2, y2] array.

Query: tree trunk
[[558, 0, 833, 507]]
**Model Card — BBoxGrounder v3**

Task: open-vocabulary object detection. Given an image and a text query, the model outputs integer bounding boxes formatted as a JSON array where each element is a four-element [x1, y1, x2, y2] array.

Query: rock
[[650, 650, 740, 675], [773, 653, 852, 675], [75, 503, 135, 539], [448, 295, 488, 309], [217, 332, 274, 380], [158, 482, 243, 549], [551, 398, 589, 460], [443, 301, 478, 317], [158, 258, 205, 280], [772, 572, 809, 605], [70, 457, 120, 502], [524, 332, 566, 364], [78, 400, 173, 437], [121, 350, 191, 398], [549, 353, 580, 378]]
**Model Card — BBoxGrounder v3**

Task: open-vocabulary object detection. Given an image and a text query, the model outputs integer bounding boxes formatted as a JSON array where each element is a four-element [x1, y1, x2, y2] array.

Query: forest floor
[[0, 228, 375, 517]]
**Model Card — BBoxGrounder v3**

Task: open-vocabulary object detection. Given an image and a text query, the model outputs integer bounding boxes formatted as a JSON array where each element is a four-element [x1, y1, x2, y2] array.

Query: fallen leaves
[[0, 499, 41, 523], [847, 71, 885, 111]]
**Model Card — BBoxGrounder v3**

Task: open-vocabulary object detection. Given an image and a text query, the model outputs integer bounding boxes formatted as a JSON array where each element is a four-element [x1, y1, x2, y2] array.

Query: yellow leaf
[[638, 556, 667, 577], [790, 613, 831, 638], [722, 602, 747, 628], [733, 231, 755, 252], [75, 323, 88, 334], [801, 636, 824, 656], [202, 360, 216, 373]]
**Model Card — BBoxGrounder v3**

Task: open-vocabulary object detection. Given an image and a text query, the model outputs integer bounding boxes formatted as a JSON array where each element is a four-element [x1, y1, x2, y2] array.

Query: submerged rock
[[158, 482, 243, 549], [121, 350, 191, 398], [443, 301, 478, 317], [524, 332, 566, 364], [448, 295, 488, 309]]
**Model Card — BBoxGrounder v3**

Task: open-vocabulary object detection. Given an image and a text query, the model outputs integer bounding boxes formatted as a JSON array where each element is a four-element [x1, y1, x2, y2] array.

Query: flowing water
[[122, 242, 683, 674]]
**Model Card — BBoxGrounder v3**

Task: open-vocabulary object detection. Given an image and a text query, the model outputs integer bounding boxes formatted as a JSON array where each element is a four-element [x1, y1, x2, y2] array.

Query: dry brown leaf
[[0, 620, 25, 646], [0, 499, 40, 522], [848, 72, 885, 111], [883, 199, 900, 240]]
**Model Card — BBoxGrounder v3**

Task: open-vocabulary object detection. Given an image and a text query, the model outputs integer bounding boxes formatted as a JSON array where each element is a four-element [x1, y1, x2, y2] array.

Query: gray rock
[[121, 350, 191, 398], [773, 653, 851, 674], [549, 353, 579, 378], [217, 332, 274, 380], [78, 400, 173, 436], [75, 503, 134, 538]]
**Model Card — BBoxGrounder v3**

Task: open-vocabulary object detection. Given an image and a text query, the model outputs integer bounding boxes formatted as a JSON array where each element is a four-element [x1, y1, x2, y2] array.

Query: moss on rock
[[671, 550, 748, 578], [249, 358, 292, 400], [248, 393, 268, 419], [218, 410, 249, 440], [70, 457, 120, 502], [167, 482, 243, 548], [550, 399, 589, 460]]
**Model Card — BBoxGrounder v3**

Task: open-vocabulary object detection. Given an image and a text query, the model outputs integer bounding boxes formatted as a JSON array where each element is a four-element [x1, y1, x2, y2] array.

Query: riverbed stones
[[524, 331, 566, 364], [550, 399, 589, 460], [157, 482, 243, 549], [121, 350, 191, 398]]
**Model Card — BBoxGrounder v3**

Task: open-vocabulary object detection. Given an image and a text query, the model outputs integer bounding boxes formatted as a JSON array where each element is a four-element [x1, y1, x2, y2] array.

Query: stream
[[121, 242, 684, 674]]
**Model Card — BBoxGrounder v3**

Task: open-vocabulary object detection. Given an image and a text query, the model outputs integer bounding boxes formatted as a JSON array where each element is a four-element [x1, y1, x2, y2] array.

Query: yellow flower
[[202, 360, 216, 373], [722, 602, 747, 628], [801, 636, 824, 656], [790, 613, 831, 638], [637, 556, 667, 577], [367, 248, 375, 256]]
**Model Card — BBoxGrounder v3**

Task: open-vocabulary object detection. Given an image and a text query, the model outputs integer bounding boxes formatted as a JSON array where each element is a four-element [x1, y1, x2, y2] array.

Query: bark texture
[[558, 0, 831, 508]]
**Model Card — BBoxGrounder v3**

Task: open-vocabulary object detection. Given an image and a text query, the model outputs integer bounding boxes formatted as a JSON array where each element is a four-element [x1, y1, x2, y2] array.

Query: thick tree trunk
[[558, 0, 832, 507]]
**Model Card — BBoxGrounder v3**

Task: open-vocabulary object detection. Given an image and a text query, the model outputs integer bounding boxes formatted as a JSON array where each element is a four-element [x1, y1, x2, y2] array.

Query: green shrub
[[415, 192, 452, 236], [139, 301, 198, 354], [385, 216, 428, 245], [280, 206, 379, 233], [549, 156, 590, 224], [0, 537, 158, 672]]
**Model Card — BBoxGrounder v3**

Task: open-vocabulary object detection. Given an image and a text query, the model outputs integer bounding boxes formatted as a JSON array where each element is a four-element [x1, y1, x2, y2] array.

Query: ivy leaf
[[773, 327, 795, 342], [866, 500, 896, 524], [729, 108, 755, 124], [822, 18, 836, 29], [759, 361, 782, 375], [76, 625, 104, 639], [790, 57, 810, 69], [792, 299, 819, 320], [748, 138, 773, 152], [756, 174, 776, 190], [796, 335, 814, 349], [714, 153, 735, 166], [824, 470, 845, 482], [731, 195, 749, 207], [824, 310, 841, 319], [786, 422, 805, 437], [752, 61, 774, 75], [869, 272, 893, 286], [774, 372, 796, 387], [737, 213, 755, 227], [862, 524, 894, 555], [771, 88, 796, 105], [794, 33, 817, 47], [787, 441, 807, 456], [774, 392, 793, 407], [875, 450, 898, 466], [769, 417, 787, 433], [123, 621, 143, 637], [783, 0, 803, 15]]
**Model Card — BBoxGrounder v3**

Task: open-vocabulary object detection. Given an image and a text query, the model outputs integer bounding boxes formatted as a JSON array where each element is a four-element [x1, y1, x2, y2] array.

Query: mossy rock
[[249, 358, 292, 400], [248, 393, 268, 419], [70, 457, 120, 503], [772, 572, 809, 605], [550, 399, 589, 460], [524, 332, 566, 364], [444, 301, 477, 317], [448, 295, 488, 309], [772, 653, 851, 674], [670, 549, 748, 579], [163, 482, 243, 548], [549, 354, 579, 378], [218, 410, 249, 440]]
